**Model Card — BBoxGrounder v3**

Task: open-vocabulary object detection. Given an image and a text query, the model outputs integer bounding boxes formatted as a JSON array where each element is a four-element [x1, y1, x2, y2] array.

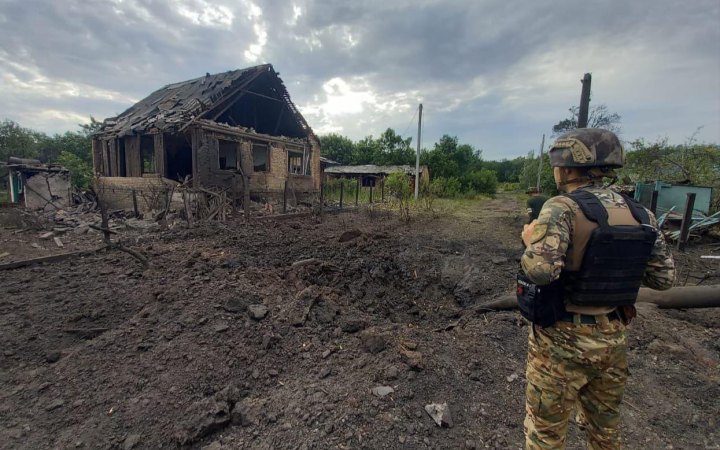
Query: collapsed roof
[[97, 64, 313, 140]]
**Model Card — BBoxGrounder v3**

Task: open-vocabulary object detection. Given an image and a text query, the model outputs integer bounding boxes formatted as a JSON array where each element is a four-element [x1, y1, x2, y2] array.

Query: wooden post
[[578, 73, 592, 128], [131, 189, 139, 217], [381, 177, 385, 203], [243, 175, 251, 220], [677, 193, 696, 250], [319, 175, 325, 218], [182, 191, 194, 228], [650, 190, 659, 215], [369, 184, 373, 203], [339, 181, 344, 209], [283, 180, 288, 214], [355, 177, 360, 206]]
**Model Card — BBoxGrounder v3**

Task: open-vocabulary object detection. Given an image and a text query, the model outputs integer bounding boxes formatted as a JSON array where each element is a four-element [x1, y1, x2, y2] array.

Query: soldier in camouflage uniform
[[519, 128, 675, 449]]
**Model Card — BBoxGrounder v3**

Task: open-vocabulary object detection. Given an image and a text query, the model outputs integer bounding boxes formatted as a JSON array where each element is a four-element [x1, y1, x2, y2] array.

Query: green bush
[[57, 151, 92, 190], [462, 169, 497, 195], [385, 172, 412, 220]]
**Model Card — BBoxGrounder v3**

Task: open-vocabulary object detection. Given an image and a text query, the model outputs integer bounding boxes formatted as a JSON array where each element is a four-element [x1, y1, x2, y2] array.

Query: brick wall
[[96, 177, 171, 212]]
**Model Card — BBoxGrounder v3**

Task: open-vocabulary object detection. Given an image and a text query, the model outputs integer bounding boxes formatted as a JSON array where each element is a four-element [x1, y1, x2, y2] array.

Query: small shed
[[325, 164, 429, 189], [5, 157, 71, 210]]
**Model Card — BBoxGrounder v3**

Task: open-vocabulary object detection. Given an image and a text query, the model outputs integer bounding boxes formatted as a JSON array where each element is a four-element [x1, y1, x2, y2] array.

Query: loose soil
[[1, 195, 718, 449]]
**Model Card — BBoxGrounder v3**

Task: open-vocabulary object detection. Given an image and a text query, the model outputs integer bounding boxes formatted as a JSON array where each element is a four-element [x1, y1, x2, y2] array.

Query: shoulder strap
[[620, 193, 651, 226], [564, 190, 609, 228]]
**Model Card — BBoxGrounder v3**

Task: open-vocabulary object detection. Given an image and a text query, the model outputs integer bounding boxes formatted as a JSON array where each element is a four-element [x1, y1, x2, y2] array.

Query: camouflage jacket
[[521, 184, 675, 289]]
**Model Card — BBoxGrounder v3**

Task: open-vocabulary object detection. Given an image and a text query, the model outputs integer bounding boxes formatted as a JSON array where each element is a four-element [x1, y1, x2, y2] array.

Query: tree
[[0, 119, 44, 162], [552, 104, 622, 136], [319, 133, 355, 165], [621, 137, 720, 184], [462, 169, 498, 195], [374, 128, 414, 165], [420, 135, 483, 180], [57, 151, 93, 190], [483, 157, 526, 183], [519, 152, 558, 196]]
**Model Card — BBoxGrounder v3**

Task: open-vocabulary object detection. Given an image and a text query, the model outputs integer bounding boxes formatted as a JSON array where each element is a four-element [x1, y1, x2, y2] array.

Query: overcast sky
[[1, 0, 718, 160]]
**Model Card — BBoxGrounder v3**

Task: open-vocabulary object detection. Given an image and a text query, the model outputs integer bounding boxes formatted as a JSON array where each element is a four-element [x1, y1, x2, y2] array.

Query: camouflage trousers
[[524, 317, 628, 450]]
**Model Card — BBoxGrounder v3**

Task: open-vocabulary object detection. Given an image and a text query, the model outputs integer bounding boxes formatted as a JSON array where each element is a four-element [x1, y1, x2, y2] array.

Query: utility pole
[[414, 103, 423, 200], [578, 73, 592, 128], [536, 134, 545, 192]]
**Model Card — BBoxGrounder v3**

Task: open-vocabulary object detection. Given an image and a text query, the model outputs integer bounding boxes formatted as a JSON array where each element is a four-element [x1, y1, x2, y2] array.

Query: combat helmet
[[549, 128, 624, 168]]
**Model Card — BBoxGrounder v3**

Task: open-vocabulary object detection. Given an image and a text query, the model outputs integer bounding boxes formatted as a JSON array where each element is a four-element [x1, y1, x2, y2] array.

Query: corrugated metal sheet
[[635, 181, 713, 215], [325, 165, 426, 176]]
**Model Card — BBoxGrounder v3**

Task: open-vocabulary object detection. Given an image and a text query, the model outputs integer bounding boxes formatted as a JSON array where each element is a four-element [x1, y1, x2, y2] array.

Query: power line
[[402, 105, 419, 138]]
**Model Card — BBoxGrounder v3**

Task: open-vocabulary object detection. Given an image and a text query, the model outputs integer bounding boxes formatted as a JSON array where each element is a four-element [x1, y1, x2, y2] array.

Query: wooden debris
[[0, 247, 105, 271], [53, 237, 64, 248]]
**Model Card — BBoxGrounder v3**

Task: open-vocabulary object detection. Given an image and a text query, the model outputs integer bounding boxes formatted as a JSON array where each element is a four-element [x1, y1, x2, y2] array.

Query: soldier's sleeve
[[643, 210, 675, 290], [520, 196, 574, 286]]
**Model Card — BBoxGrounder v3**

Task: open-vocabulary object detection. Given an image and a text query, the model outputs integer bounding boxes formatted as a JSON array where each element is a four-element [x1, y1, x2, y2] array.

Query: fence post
[[677, 193, 696, 251], [319, 175, 325, 218], [369, 184, 373, 203], [355, 177, 360, 206], [650, 189, 659, 215], [243, 175, 251, 220], [283, 180, 287, 214], [381, 177, 385, 203], [131, 189, 139, 217], [339, 181, 344, 209]]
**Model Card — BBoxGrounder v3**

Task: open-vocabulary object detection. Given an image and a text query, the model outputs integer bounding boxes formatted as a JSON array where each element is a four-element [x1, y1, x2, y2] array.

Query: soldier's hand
[[522, 220, 537, 247]]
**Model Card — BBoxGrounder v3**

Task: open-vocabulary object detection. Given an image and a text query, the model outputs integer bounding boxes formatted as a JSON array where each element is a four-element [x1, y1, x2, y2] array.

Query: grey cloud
[[0, 0, 718, 157]]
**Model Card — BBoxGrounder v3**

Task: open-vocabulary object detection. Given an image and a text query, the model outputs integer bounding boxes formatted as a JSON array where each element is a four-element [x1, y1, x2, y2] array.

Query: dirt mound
[[1, 198, 718, 449]]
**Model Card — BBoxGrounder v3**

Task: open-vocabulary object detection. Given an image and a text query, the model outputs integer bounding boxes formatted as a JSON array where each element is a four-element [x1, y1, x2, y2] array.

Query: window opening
[[219, 140, 238, 170], [287, 145, 311, 176], [252, 143, 269, 172]]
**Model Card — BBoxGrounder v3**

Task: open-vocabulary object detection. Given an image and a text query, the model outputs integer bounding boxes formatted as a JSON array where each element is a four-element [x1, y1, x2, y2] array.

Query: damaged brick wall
[[96, 177, 170, 213]]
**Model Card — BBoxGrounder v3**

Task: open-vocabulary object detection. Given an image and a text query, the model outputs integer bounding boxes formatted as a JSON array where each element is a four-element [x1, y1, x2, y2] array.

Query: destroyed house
[[93, 64, 320, 209]]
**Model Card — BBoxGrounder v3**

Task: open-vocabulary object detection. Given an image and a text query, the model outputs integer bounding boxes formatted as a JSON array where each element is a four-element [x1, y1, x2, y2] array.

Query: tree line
[[0, 118, 101, 189], [2, 104, 717, 207]]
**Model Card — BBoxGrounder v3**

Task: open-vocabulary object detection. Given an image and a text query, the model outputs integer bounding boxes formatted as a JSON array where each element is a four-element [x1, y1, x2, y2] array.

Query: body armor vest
[[517, 189, 657, 326]]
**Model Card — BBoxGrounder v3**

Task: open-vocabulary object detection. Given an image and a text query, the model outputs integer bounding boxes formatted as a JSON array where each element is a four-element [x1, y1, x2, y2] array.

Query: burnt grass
[[1, 198, 719, 449]]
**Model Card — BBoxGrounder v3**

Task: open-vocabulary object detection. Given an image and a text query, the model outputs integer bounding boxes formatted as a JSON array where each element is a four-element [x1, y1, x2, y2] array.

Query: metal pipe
[[479, 285, 720, 311]]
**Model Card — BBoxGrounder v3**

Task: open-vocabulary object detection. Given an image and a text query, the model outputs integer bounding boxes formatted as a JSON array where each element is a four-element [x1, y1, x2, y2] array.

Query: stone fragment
[[214, 323, 229, 333], [339, 318, 365, 333], [425, 402, 453, 428], [384, 366, 400, 381], [222, 298, 247, 313], [371, 386, 395, 398], [45, 351, 61, 363], [361, 333, 387, 354], [247, 304, 268, 320], [401, 349, 425, 371], [174, 389, 235, 445]]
